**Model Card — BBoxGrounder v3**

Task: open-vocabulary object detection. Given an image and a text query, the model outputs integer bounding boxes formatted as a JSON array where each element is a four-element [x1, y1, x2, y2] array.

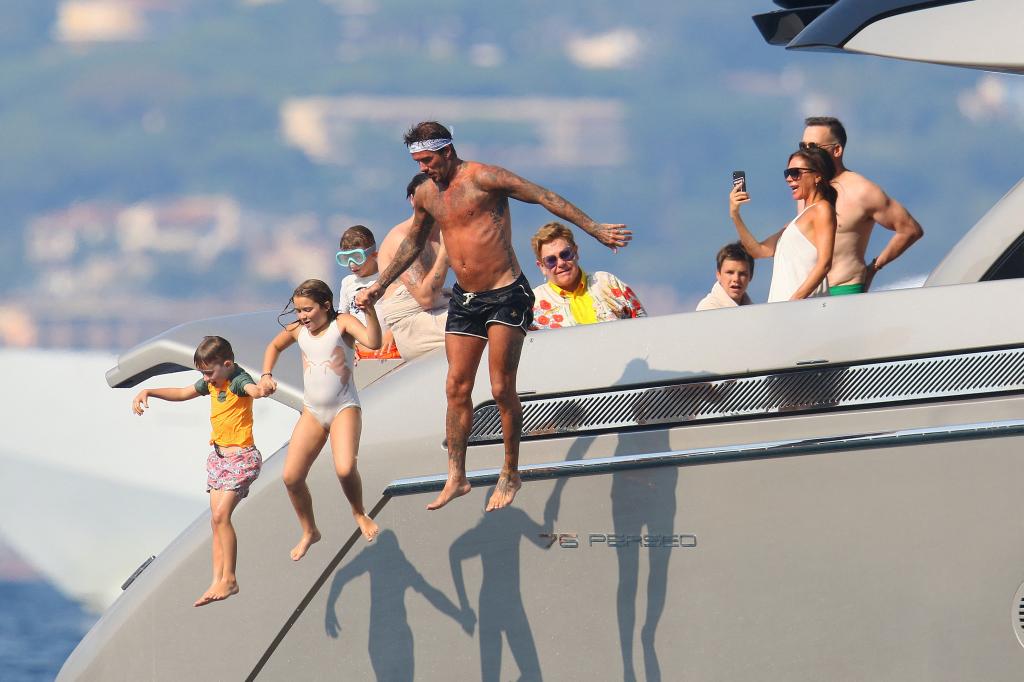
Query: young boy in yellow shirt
[[132, 336, 267, 607]]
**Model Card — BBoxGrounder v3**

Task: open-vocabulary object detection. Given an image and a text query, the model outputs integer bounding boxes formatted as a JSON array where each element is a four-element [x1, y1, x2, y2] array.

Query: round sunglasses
[[540, 247, 577, 269], [336, 246, 375, 268]]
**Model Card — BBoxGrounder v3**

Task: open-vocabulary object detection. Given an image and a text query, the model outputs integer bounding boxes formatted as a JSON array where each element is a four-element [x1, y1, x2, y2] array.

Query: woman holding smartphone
[[728, 146, 837, 302]]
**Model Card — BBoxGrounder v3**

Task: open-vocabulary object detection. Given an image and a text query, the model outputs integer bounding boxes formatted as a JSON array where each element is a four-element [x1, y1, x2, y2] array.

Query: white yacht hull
[[59, 276, 1024, 680]]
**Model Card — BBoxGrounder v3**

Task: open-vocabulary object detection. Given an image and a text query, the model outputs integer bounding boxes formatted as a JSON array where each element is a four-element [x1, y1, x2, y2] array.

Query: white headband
[[408, 138, 452, 154]]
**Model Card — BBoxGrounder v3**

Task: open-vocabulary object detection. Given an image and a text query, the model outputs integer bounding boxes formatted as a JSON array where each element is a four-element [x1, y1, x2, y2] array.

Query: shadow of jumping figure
[[449, 495, 549, 682], [611, 388, 675, 682], [325, 529, 473, 682], [543, 359, 680, 682]]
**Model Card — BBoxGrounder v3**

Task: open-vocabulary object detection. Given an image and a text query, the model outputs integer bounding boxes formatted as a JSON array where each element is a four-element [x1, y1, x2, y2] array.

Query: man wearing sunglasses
[[801, 116, 924, 293], [530, 222, 645, 329], [355, 121, 630, 514]]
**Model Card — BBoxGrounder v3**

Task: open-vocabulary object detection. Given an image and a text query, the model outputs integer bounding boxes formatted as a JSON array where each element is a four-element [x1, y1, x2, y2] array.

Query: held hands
[[593, 223, 632, 250], [729, 182, 750, 217], [459, 606, 477, 635], [131, 390, 149, 416], [258, 374, 278, 396], [354, 282, 383, 310]]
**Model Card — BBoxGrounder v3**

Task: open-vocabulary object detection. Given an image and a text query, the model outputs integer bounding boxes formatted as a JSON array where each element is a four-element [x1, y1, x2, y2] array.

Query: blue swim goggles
[[336, 246, 376, 268]]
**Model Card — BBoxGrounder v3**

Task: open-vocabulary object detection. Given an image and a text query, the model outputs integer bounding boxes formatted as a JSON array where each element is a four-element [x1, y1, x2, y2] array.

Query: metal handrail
[[386, 419, 1024, 496]]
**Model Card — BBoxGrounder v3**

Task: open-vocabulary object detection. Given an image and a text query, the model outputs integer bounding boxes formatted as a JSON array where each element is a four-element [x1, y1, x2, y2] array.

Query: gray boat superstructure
[[755, 0, 1024, 75], [60, 1, 1024, 679]]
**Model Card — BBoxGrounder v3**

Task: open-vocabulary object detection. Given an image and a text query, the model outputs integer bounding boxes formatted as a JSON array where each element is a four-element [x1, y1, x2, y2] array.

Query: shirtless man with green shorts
[[800, 116, 924, 293]]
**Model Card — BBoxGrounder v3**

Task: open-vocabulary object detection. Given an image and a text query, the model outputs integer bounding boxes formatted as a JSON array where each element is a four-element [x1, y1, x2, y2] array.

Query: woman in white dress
[[728, 146, 838, 302]]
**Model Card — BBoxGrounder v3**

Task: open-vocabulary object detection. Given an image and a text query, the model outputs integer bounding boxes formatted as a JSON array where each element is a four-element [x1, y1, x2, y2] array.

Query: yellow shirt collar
[[550, 271, 588, 298], [548, 271, 598, 325]]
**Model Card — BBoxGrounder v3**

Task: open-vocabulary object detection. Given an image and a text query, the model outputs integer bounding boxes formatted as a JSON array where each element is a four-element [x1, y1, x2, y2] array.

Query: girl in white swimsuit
[[298, 320, 360, 428], [728, 145, 838, 302], [260, 279, 383, 555]]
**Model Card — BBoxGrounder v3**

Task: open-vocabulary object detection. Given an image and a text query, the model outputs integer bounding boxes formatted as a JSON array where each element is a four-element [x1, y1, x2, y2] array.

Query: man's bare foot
[[290, 530, 321, 561], [426, 476, 472, 511], [193, 579, 238, 607], [355, 514, 379, 542], [485, 473, 522, 511]]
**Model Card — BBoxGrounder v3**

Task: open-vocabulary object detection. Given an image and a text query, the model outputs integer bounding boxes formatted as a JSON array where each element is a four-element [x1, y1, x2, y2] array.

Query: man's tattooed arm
[[476, 164, 631, 250], [377, 211, 434, 290], [477, 165, 599, 236]]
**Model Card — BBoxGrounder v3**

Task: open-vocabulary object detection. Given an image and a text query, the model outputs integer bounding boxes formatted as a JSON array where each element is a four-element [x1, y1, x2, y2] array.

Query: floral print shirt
[[530, 270, 646, 331]]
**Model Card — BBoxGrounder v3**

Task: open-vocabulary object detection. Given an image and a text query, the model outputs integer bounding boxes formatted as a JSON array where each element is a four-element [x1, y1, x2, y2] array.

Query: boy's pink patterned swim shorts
[[206, 445, 262, 498]]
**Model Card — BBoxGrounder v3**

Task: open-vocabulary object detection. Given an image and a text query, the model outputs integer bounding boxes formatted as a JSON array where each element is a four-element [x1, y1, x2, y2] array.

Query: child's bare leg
[[283, 411, 329, 560], [329, 406, 378, 542], [195, 494, 224, 606], [195, 489, 242, 607]]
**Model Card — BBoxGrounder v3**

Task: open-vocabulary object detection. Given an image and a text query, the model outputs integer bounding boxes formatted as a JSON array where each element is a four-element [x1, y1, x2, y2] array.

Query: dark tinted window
[[984, 233, 1024, 281]]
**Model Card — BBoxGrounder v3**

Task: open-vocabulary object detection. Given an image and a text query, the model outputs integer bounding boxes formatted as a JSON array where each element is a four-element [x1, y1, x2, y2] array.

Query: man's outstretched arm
[[477, 165, 631, 250]]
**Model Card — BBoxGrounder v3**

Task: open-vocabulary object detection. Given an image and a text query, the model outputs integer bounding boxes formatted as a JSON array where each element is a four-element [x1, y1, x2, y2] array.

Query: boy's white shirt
[[695, 281, 752, 311], [339, 273, 389, 330]]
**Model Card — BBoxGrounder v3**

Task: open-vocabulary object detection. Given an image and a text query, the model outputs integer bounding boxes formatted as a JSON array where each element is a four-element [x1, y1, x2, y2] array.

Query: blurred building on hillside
[[9, 195, 340, 351], [53, 0, 190, 44], [281, 95, 627, 168]]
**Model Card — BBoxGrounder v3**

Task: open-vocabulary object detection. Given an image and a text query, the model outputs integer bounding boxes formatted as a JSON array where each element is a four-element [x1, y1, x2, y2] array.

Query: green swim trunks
[[830, 283, 864, 296]]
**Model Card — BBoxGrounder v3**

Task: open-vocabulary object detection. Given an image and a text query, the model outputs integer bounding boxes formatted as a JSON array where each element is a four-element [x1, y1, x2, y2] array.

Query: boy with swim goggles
[[336, 245, 376, 269]]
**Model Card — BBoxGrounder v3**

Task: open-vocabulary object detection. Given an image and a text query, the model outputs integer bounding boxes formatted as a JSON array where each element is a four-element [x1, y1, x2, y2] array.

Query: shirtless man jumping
[[801, 116, 924, 293], [355, 121, 629, 511]]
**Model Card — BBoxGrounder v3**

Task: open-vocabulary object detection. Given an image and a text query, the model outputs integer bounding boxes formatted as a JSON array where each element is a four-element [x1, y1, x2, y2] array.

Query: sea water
[[0, 581, 95, 681]]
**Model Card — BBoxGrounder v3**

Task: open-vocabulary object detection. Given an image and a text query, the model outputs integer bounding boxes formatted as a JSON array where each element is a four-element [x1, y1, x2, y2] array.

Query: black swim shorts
[[446, 273, 535, 339]]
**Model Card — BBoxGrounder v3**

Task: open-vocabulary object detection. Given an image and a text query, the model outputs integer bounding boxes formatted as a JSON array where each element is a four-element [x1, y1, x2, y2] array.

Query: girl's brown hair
[[278, 279, 338, 328]]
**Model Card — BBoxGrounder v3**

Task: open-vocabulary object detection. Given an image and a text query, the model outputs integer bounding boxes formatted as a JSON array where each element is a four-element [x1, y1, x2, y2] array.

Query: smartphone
[[732, 170, 747, 193]]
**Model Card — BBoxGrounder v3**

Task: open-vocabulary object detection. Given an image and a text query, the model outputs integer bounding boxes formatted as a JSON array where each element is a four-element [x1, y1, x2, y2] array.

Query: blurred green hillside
[[1, 0, 1021, 308]]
